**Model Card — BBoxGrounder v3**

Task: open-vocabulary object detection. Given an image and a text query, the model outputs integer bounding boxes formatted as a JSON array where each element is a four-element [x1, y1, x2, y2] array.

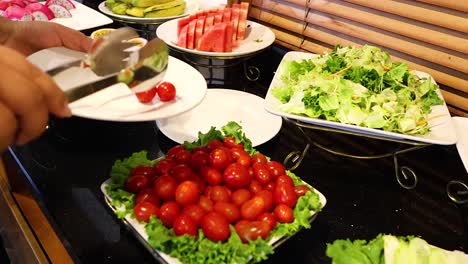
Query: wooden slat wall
[[247, 0, 468, 116]]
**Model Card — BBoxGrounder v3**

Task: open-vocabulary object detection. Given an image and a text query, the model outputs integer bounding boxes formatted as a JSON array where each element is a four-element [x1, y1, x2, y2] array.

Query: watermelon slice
[[204, 13, 214, 33], [194, 16, 205, 49], [177, 15, 192, 36], [224, 22, 233, 52], [214, 8, 223, 24], [231, 4, 240, 42], [196, 10, 206, 18], [177, 24, 188, 48], [186, 19, 197, 49], [222, 7, 231, 22], [197, 22, 226, 52], [237, 2, 249, 40]]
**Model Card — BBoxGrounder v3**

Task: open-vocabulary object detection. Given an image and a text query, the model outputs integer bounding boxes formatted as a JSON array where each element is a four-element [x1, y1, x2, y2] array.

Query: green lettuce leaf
[[183, 126, 224, 151]]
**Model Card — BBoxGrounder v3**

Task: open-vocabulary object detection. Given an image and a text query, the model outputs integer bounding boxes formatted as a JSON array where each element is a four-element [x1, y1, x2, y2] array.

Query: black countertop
[[3, 40, 468, 263]]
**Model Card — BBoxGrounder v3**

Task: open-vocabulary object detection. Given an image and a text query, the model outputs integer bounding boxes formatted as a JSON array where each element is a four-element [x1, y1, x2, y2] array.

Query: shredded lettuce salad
[[272, 45, 444, 135], [326, 234, 468, 264], [106, 121, 323, 264]]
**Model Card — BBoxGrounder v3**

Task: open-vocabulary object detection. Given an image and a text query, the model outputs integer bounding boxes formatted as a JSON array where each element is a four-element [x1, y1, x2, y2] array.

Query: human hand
[[0, 18, 92, 56], [0, 46, 71, 152]]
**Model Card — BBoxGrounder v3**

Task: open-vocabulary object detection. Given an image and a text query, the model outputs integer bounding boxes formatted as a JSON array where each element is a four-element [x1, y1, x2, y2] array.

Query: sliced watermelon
[[186, 19, 197, 49], [237, 2, 249, 40], [197, 22, 226, 52], [177, 15, 192, 36], [177, 24, 188, 48], [214, 8, 223, 24], [196, 10, 206, 18], [222, 7, 231, 22], [194, 16, 205, 49], [224, 22, 233, 52], [231, 4, 240, 42], [204, 13, 214, 33]]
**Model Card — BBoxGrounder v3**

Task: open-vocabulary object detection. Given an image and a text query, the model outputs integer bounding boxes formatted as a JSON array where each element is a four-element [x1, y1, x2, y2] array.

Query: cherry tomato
[[214, 202, 240, 223], [173, 214, 197, 237], [182, 204, 206, 226], [249, 179, 263, 195], [174, 149, 192, 164], [175, 181, 200, 206], [234, 219, 250, 231], [252, 162, 271, 185], [135, 188, 160, 206], [241, 196, 265, 220], [166, 145, 185, 159], [276, 175, 294, 187], [209, 186, 231, 203], [251, 153, 267, 165], [198, 195, 214, 212], [192, 146, 208, 153], [257, 212, 277, 231], [256, 190, 274, 212], [206, 139, 223, 152], [231, 188, 251, 206], [159, 201, 180, 227], [170, 164, 197, 182], [223, 163, 251, 189], [125, 174, 150, 193], [223, 136, 243, 149], [200, 166, 223, 186], [131, 165, 156, 177], [274, 204, 294, 223], [264, 182, 276, 192], [153, 175, 177, 200], [157, 81, 176, 102], [231, 148, 251, 167], [154, 158, 176, 175], [133, 201, 158, 222], [190, 151, 209, 171], [235, 221, 271, 243], [135, 87, 158, 103], [273, 181, 298, 208], [209, 147, 233, 171], [266, 161, 286, 180], [200, 212, 230, 242], [294, 185, 311, 197]]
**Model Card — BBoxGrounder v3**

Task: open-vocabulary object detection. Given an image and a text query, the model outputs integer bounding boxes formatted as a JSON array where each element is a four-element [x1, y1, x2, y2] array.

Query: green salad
[[105, 122, 323, 264], [272, 45, 444, 135]]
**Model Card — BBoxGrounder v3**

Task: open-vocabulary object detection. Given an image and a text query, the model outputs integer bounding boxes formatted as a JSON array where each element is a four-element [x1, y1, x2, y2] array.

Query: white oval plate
[[156, 19, 275, 57], [51, 1, 113, 31], [156, 89, 283, 146], [28, 48, 207, 122], [98, 0, 199, 23]]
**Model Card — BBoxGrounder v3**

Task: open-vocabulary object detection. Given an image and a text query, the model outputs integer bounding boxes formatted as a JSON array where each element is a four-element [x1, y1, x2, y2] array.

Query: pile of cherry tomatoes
[[124, 137, 311, 243]]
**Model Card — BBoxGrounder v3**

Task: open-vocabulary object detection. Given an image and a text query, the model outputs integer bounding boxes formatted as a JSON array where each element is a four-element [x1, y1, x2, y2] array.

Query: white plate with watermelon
[[97, 0, 199, 23], [156, 2, 275, 57]]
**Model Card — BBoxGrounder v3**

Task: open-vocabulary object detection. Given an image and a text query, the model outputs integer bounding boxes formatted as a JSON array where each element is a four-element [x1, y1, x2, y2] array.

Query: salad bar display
[[102, 122, 325, 263]]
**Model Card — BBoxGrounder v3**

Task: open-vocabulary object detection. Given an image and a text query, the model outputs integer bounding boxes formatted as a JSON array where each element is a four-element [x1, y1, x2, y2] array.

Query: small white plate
[[28, 48, 207, 122], [156, 89, 283, 146], [264, 51, 458, 145], [453, 117, 468, 173], [98, 0, 199, 23], [52, 1, 113, 31], [156, 19, 275, 58]]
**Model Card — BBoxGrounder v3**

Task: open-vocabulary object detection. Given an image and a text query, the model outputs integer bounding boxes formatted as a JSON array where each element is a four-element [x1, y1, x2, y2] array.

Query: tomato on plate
[[182, 204, 206, 226], [274, 204, 294, 223], [235, 221, 271, 243], [214, 202, 240, 223], [190, 151, 210, 171], [131, 165, 156, 177], [125, 174, 150, 193], [133, 201, 159, 222], [223, 163, 251, 189], [251, 153, 267, 165], [266, 161, 286, 180], [240, 196, 265, 220], [135, 188, 160, 206], [173, 214, 197, 237], [159, 201, 181, 227], [153, 175, 178, 200], [175, 181, 200, 206], [200, 212, 230, 242], [209, 147, 233, 171], [170, 164, 197, 182], [252, 162, 271, 185], [166, 145, 185, 159], [231, 188, 251, 206], [200, 166, 222, 186], [154, 158, 176, 175], [135, 87, 158, 103], [294, 185, 311, 197], [257, 212, 277, 230], [157, 81, 176, 102]]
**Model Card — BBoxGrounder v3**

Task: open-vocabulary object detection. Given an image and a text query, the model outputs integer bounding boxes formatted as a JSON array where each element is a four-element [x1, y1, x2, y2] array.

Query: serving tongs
[[47, 27, 169, 103]]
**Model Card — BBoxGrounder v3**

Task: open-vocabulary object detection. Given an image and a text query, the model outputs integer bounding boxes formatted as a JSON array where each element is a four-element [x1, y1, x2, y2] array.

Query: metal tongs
[[48, 27, 169, 103]]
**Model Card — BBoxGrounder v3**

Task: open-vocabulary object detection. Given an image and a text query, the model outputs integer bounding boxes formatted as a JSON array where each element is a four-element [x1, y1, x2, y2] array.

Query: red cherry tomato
[[266, 161, 286, 180], [252, 162, 271, 185], [153, 175, 178, 200], [200, 166, 223, 186], [294, 185, 311, 197], [206, 139, 223, 152], [274, 204, 294, 223], [159, 201, 180, 227], [235, 221, 271, 243], [182, 204, 206, 226], [231, 148, 251, 167], [133, 201, 158, 222], [135, 188, 160, 206], [190, 151, 210, 171], [273, 181, 298, 208], [156, 81, 176, 102], [223, 163, 251, 189], [214, 202, 240, 223], [173, 214, 197, 237], [125, 174, 150, 193], [131, 165, 156, 177], [251, 153, 267, 165], [209, 147, 233, 171], [240, 196, 265, 220], [200, 212, 230, 242], [174, 149, 192, 164], [198, 195, 214, 212], [135, 86, 158, 103], [264, 182, 276, 192], [249, 179, 263, 195], [170, 164, 197, 182], [276, 175, 294, 187], [209, 186, 231, 203], [223, 136, 243, 149], [192, 146, 208, 153], [256, 190, 274, 212], [231, 188, 251, 206], [257, 212, 277, 231], [154, 158, 176, 175], [166, 145, 185, 159], [175, 181, 200, 206]]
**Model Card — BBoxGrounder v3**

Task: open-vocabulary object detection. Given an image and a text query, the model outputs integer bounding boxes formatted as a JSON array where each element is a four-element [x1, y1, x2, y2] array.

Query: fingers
[[53, 23, 93, 52], [0, 101, 17, 152]]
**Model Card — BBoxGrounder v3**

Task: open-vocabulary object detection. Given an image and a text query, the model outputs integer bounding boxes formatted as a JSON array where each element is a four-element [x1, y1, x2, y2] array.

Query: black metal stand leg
[[446, 180, 468, 205]]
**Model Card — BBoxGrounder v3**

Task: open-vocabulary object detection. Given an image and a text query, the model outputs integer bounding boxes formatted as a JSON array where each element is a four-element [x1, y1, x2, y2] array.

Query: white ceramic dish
[[156, 89, 283, 147], [52, 1, 113, 31], [100, 177, 326, 264], [453, 117, 468, 173], [28, 47, 207, 122], [98, 0, 199, 23], [264, 51, 458, 145], [156, 19, 275, 57]]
